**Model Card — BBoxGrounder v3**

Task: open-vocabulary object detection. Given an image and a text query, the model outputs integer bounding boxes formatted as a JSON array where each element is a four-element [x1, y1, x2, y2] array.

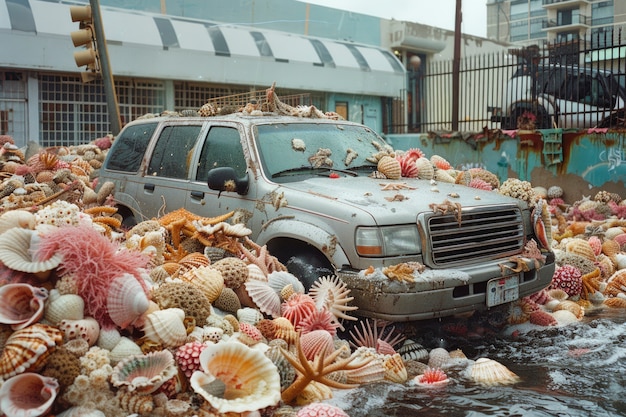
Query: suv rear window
[[105, 122, 157, 172], [147, 125, 202, 179]]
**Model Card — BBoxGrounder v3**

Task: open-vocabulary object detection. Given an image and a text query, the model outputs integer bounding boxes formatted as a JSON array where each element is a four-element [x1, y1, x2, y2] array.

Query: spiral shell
[[0, 323, 63, 379], [377, 156, 401, 180], [190, 341, 281, 414], [116, 390, 154, 415], [0, 209, 36, 235], [469, 357, 520, 386], [0, 228, 62, 274], [141, 308, 188, 349], [0, 283, 48, 330], [107, 273, 150, 329], [44, 290, 84, 325], [0, 372, 59, 417], [111, 350, 178, 394]]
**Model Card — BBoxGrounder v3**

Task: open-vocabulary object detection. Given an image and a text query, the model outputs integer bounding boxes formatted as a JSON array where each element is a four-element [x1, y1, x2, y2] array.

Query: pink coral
[[296, 402, 349, 417], [550, 265, 583, 297], [94, 135, 113, 150], [468, 178, 493, 191], [296, 308, 340, 336], [414, 367, 449, 387], [609, 201, 626, 219], [281, 292, 317, 329], [238, 322, 264, 342], [34, 224, 150, 327], [396, 154, 419, 178], [529, 310, 558, 326], [175, 341, 209, 379]]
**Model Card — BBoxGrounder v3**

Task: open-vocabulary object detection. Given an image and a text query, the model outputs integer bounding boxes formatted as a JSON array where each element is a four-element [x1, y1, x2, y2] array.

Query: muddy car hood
[[277, 176, 525, 222]]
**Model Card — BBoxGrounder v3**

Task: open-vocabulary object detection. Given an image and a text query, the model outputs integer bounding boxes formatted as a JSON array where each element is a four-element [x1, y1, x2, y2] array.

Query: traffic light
[[70, 5, 100, 82]]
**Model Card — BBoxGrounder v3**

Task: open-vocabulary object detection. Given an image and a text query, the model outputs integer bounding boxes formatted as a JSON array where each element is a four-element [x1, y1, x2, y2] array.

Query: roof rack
[[204, 89, 311, 110]]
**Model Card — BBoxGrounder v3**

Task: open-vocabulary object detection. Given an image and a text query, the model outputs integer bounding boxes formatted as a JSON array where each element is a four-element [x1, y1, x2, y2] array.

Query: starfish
[[238, 236, 286, 275], [580, 267, 602, 300], [279, 335, 374, 404], [429, 199, 463, 226], [382, 263, 416, 283], [499, 256, 531, 275], [379, 182, 416, 191]]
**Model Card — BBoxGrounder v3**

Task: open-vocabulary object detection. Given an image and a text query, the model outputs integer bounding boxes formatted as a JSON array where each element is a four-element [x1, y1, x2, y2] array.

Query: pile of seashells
[[0, 129, 625, 417]]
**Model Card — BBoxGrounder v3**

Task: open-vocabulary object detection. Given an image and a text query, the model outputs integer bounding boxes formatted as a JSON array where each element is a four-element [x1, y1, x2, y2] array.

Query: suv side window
[[147, 125, 202, 179], [196, 126, 247, 181], [105, 122, 157, 172]]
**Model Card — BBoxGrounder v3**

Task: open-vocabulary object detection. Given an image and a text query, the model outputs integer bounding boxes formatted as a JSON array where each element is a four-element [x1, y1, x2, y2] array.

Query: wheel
[[117, 206, 137, 230], [267, 239, 334, 290]]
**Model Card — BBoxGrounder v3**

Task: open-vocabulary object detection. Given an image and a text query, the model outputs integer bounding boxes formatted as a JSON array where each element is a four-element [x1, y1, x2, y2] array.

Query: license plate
[[487, 275, 520, 307]]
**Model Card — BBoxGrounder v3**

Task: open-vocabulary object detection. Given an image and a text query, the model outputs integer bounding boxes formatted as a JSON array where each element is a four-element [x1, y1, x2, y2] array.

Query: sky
[[301, 0, 488, 38]]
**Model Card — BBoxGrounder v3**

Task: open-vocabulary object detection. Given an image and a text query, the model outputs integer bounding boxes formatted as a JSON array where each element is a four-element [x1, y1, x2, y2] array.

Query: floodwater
[[330, 307, 626, 417]]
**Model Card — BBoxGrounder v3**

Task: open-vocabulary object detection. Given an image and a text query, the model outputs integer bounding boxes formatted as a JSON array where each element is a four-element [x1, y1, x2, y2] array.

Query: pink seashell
[[431, 154, 452, 170], [0, 323, 63, 379], [300, 330, 335, 361], [190, 341, 281, 414], [396, 154, 419, 178], [296, 403, 349, 417], [0, 372, 59, 417], [309, 275, 358, 330], [376, 338, 397, 356], [587, 236, 602, 256], [244, 280, 282, 318], [107, 273, 150, 329], [414, 367, 449, 388], [59, 317, 100, 346], [281, 293, 317, 329], [0, 283, 48, 330], [111, 350, 178, 394]]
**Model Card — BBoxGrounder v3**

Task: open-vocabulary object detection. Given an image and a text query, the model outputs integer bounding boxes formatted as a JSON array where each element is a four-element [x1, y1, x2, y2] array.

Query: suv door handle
[[190, 190, 204, 199], [144, 183, 155, 192]]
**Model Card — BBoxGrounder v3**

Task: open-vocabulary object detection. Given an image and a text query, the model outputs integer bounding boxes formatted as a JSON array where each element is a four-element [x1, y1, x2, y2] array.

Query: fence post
[[452, 0, 462, 131]]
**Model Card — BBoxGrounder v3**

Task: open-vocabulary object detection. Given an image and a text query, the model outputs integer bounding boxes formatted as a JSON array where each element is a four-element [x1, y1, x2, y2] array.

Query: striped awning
[[0, 0, 405, 97]]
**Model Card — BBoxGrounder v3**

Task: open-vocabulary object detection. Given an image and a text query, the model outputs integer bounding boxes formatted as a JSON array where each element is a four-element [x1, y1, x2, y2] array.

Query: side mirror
[[207, 167, 249, 196]]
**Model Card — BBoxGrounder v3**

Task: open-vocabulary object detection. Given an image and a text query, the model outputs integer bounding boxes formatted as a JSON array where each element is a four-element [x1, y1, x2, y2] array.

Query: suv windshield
[[255, 123, 383, 182]]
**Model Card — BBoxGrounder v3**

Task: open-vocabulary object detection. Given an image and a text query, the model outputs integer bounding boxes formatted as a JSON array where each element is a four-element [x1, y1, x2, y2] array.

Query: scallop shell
[[605, 269, 626, 298], [272, 317, 298, 345], [109, 336, 144, 365], [111, 349, 178, 394], [0, 210, 36, 235], [415, 157, 435, 180], [333, 354, 385, 385], [107, 273, 150, 329], [0, 228, 62, 273], [601, 239, 621, 258], [190, 341, 281, 414], [552, 300, 584, 320], [267, 271, 305, 298], [141, 308, 188, 349], [243, 280, 282, 318], [0, 283, 48, 330], [469, 357, 520, 386], [565, 238, 596, 262], [44, 290, 84, 325], [247, 264, 267, 282], [431, 154, 452, 170], [300, 330, 335, 361], [0, 323, 63, 379], [180, 265, 225, 303], [397, 339, 429, 362], [428, 347, 451, 369], [377, 156, 401, 180], [0, 372, 59, 417], [383, 352, 408, 383], [604, 227, 625, 241]]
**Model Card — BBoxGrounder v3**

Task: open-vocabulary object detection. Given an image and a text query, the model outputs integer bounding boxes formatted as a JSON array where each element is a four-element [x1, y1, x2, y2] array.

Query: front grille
[[426, 205, 524, 266]]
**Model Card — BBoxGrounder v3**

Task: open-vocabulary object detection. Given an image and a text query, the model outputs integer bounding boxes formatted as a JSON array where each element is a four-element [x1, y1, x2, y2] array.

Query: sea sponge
[[151, 281, 212, 327], [211, 257, 249, 289], [41, 345, 82, 397]]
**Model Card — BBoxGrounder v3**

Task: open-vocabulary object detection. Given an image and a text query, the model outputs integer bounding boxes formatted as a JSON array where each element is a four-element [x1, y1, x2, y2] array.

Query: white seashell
[[109, 336, 144, 365], [428, 347, 451, 369], [243, 280, 282, 318], [614, 253, 626, 270], [44, 290, 84, 325], [97, 326, 122, 351], [0, 372, 59, 417], [190, 341, 281, 414], [0, 283, 48, 330], [59, 317, 100, 346], [469, 357, 520, 386], [0, 228, 62, 273], [56, 406, 106, 417], [111, 350, 178, 394], [141, 308, 187, 348], [237, 307, 264, 325], [0, 210, 36, 235], [247, 264, 267, 282], [415, 157, 435, 180], [107, 273, 150, 329], [267, 271, 305, 297], [377, 156, 401, 180]]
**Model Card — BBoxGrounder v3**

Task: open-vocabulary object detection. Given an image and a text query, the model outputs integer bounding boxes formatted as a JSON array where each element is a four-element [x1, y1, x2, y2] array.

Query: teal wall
[[327, 93, 382, 133]]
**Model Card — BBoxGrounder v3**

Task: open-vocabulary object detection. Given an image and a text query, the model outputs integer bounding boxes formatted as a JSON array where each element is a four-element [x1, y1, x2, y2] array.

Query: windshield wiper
[[272, 166, 358, 178]]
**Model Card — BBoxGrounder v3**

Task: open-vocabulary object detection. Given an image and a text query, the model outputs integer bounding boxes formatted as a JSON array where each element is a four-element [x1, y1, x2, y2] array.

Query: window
[[196, 126, 246, 181], [335, 102, 348, 120], [147, 125, 202, 178], [105, 122, 157, 172]]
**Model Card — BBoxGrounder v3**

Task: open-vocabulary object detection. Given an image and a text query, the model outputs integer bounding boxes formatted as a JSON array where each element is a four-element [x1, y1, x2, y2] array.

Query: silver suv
[[99, 112, 555, 321]]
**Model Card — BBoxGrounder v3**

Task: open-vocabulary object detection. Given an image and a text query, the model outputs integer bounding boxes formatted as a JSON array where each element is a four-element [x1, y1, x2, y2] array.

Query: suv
[[99, 112, 555, 321], [492, 63, 626, 129]]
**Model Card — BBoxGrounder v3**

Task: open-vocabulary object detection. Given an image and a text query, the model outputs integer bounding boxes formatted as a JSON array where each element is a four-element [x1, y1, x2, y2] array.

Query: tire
[[117, 206, 137, 230], [267, 239, 334, 290]]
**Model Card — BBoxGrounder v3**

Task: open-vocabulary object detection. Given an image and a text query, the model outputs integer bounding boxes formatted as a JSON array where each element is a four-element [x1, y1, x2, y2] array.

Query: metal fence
[[419, 27, 625, 132]]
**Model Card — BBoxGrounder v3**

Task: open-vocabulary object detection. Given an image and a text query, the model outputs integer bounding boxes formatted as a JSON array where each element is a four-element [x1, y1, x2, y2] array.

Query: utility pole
[[452, 0, 462, 131]]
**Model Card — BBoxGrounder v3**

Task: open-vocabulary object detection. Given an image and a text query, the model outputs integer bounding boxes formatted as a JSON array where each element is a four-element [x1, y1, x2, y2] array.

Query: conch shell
[[0, 372, 59, 417], [0, 283, 48, 330]]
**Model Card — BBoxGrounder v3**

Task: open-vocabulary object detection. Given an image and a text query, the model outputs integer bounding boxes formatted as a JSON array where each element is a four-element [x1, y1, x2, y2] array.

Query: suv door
[[187, 123, 259, 233], [137, 122, 205, 219]]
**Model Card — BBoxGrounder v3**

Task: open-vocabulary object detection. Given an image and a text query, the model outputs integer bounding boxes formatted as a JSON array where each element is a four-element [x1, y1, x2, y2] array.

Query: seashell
[[213, 287, 241, 314], [601, 239, 620, 258], [247, 263, 267, 282], [415, 157, 435, 180], [116, 390, 154, 415], [614, 253, 626, 270], [435, 169, 456, 183], [377, 155, 401, 180], [180, 265, 224, 303], [141, 308, 188, 349], [281, 293, 317, 329], [431, 154, 452, 170], [296, 402, 349, 417], [236, 307, 264, 325], [272, 317, 298, 345], [333, 354, 385, 385], [397, 339, 429, 362], [604, 269, 626, 298], [0, 283, 48, 330], [0, 372, 59, 417], [604, 227, 625, 241], [0, 228, 62, 274], [97, 326, 122, 351], [565, 238, 596, 262], [383, 352, 408, 383], [109, 336, 144, 365], [107, 273, 150, 329], [0, 210, 36, 235], [552, 300, 584, 320], [63, 338, 89, 357], [428, 347, 451, 369], [59, 317, 100, 346], [56, 406, 106, 417], [0, 323, 63, 379], [177, 252, 210, 275], [44, 290, 84, 325], [111, 349, 178, 394], [469, 357, 520, 386], [300, 330, 335, 361], [604, 297, 626, 308], [376, 339, 396, 356], [244, 280, 282, 318], [268, 271, 305, 297], [308, 275, 358, 330], [295, 380, 333, 405], [413, 367, 449, 388], [190, 341, 281, 414]]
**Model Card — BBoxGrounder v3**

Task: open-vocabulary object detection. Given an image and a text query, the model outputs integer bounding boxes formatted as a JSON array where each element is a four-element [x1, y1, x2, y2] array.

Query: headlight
[[355, 225, 420, 257]]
